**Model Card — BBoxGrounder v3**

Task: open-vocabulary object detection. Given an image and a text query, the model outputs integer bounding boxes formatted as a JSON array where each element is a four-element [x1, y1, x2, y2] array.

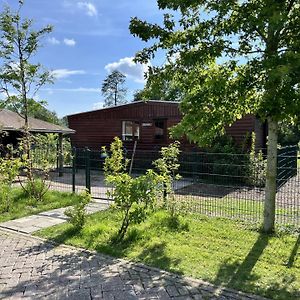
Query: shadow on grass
[[45, 226, 79, 245], [214, 233, 299, 300], [214, 234, 269, 286], [42, 213, 185, 276], [150, 214, 190, 233], [158, 215, 190, 232], [287, 234, 300, 268], [94, 227, 145, 257], [137, 242, 183, 275]]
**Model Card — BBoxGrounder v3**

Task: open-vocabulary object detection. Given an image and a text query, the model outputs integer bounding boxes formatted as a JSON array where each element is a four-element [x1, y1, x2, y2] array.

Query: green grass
[[36, 209, 300, 300], [0, 188, 83, 223]]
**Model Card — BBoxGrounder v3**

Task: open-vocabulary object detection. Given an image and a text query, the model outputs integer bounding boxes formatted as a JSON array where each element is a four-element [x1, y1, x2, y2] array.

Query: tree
[[0, 0, 53, 201], [101, 70, 127, 107], [134, 71, 182, 101], [278, 120, 300, 146], [0, 0, 53, 130], [130, 0, 300, 233], [0, 98, 61, 125]]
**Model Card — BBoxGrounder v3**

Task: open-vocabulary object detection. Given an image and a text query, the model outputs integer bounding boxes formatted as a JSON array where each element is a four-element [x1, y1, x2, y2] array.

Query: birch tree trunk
[[263, 118, 278, 233]]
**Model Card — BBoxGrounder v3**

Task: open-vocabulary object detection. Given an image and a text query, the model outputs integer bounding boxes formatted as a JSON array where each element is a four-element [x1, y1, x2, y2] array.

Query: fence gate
[[72, 148, 112, 200]]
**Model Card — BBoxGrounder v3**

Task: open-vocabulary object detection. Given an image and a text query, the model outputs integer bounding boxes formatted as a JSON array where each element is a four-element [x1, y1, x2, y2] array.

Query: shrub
[[104, 137, 162, 242], [205, 136, 247, 184], [103, 137, 129, 176], [107, 170, 160, 242], [153, 141, 181, 211], [23, 177, 50, 202], [246, 133, 266, 187], [0, 152, 22, 212], [65, 190, 91, 230], [18, 134, 52, 202]]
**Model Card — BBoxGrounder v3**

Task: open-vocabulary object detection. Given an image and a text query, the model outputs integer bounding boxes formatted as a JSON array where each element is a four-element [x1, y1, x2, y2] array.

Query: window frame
[[121, 120, 140, 142]]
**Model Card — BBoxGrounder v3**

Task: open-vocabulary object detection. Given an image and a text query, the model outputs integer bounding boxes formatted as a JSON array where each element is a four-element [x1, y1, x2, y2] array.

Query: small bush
[[246, 133, 266, 187], [65, 190, 91, 230], [153, 141, 181, 211], [104, 137, 162, 242], [18, 134, 53, 202], [0, 153, 22, 212], [0, 184, 11, 213], [23, 177, 50, 202]]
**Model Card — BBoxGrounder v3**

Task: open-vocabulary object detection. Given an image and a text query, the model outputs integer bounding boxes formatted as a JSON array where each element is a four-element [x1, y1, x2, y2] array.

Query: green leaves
[[153, 141, 181, 212], [0, 149, 23, 213], [65, 190, 91, 230], [130, 0, 300, 146], [104, 138, 165, 242], [0, 1, 53, 124], [170, 62, 257, 145], [103, 137, 129, 176]]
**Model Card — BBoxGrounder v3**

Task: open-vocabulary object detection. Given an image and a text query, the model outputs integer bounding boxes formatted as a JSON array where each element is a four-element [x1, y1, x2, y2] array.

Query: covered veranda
[[0, 109, 75, 176]]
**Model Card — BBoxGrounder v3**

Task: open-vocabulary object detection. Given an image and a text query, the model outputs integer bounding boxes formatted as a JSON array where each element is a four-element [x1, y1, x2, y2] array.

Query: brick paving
[[0, 229, 269, 300]]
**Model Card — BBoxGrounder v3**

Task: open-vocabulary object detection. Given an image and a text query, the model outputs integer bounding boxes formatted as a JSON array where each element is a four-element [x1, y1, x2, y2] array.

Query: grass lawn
[[36, 209, 300, 300], [0, 188, 83, 223]]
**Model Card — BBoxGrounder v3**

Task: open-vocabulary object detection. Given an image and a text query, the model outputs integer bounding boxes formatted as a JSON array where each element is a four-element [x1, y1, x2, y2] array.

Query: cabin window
[[122, 121, 140, 141], [154, 120, 165, 140]]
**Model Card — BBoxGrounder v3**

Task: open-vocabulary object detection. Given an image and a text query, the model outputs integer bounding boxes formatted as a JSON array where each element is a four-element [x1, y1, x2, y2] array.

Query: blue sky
[[2, 0, 165, 117]]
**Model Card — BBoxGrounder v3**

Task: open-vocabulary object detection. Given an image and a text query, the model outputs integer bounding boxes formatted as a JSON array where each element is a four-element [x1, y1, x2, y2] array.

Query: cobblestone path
[[0, 230, 268, 300]]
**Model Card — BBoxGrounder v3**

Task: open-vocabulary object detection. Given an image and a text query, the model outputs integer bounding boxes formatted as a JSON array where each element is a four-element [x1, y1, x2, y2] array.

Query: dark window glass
[[154, 120, 165, 140]]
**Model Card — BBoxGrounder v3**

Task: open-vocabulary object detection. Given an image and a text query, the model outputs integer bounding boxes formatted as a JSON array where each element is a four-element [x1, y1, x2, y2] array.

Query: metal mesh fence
[[127, 148, 298, 227], [22, 145, 299, 227], [15, 146, 75, 194]]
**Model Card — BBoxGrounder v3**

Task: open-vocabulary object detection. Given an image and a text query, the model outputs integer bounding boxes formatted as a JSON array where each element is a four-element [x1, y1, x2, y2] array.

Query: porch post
[[58, 133, 64, 177]]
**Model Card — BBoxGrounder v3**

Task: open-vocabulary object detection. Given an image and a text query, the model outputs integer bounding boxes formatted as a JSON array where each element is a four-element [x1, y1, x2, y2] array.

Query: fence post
[[85, 148, 91, 194], [72, 147, 76, 193]]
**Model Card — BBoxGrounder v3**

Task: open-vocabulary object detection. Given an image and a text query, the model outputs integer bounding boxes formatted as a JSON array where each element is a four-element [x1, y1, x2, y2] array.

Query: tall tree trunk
[[114, 83, 117, 106], [263, 117, 278, 233]]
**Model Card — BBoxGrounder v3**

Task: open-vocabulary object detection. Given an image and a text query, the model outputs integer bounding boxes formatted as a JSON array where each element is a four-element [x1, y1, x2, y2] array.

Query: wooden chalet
[[67, 101, 266, 151]]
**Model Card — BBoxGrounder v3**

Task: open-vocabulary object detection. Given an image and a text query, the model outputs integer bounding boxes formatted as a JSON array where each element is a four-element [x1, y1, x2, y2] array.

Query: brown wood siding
[[225, 115, 256, 146], [68, 102, 264, 151]]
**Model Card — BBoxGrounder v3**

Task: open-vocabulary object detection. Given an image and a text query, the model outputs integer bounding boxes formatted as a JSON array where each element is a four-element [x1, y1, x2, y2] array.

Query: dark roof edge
[[1, 127, 75, 134], [66, 100, 180, 117]]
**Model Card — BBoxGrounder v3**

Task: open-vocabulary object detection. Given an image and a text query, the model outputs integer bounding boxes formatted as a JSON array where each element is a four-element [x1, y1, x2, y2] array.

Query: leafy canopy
[[130, 0, 300, 145], [134, 71, 182, 101], [0, 1, 53, 122], [0, 98, 62, 125]]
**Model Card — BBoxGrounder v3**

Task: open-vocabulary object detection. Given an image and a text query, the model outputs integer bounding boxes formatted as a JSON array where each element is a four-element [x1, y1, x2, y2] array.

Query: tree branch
[[277, 0, 296, 39], [254, 26, 268, 44]]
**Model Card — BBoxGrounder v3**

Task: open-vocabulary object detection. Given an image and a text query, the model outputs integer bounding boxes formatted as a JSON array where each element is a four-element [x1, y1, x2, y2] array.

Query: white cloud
[[42, 87, 100, 93], [48, 37, 60, 45], [93, 102, 104, 110], [51, 69, 86, 79], [105, 57, 149, 83], [77, 2, 98, 17], [63, 38, 76, 46]]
